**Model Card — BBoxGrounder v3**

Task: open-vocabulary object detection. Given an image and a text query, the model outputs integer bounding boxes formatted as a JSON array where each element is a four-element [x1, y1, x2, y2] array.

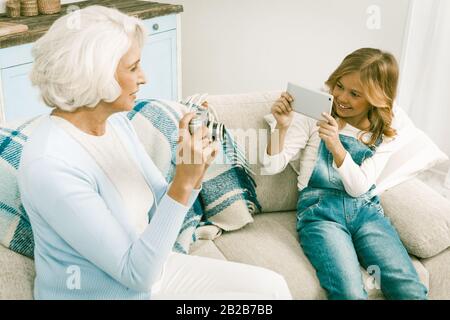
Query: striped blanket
[[0, 116, 44, 258], [0, 99, 260, 257], [129, 99, 260, 253]]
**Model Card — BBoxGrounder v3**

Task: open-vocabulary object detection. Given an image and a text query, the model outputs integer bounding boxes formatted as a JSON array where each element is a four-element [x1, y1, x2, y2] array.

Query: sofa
[[1, 92, 450, 300]]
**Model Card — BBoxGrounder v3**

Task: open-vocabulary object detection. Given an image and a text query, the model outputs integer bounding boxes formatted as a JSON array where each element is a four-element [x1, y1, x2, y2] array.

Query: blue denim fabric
[[297, 134, 428, 300]]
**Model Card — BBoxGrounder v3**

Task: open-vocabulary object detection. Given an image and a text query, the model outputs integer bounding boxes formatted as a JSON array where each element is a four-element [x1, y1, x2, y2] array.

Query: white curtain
[[397, 0, 450, 187]]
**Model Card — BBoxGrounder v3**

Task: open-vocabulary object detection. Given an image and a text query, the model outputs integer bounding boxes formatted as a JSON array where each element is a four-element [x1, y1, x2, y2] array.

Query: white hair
[[30, 5, 147, 111]]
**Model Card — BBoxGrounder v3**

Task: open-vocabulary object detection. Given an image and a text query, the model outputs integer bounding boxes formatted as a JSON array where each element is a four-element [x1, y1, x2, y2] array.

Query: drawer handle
[[152, 23, 159, 31]]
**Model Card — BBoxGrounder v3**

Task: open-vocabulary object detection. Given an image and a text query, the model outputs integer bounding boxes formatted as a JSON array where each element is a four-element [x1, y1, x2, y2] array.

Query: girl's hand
[[317, 113, 343, 154], [271, 92, 294, 129]]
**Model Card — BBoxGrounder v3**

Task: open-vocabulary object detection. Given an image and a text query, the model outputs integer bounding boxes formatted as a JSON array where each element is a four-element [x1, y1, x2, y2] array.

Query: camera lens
[[210, 122, 225, 142]]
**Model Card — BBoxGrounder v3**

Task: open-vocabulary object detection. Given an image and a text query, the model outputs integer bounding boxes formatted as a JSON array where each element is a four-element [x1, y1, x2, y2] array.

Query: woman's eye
[[131, 63, 140, 72], [337, 84, 343, 89], [351, 92, 360, 97]]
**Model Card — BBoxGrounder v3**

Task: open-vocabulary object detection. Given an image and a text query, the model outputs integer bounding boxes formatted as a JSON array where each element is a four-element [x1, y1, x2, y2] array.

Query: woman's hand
[[317, 113, 346, 167], [169, 112, 219, 204], [271, 92, 294, 129]]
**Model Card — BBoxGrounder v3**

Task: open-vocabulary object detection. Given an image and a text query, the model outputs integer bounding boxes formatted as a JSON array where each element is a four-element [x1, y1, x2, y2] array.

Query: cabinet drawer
[[138, 29, 178, 101], [142, 15, 177, 35], [0, 43, 34, 69], [1, 63, 48, 122]]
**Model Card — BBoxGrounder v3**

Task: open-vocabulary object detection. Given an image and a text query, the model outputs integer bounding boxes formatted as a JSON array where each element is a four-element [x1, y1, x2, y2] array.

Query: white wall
[[164, 0, 411, 97], [2, 0, 411, 96]]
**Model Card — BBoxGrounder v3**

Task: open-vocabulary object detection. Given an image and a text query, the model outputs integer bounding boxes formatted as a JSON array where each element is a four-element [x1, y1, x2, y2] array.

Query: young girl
[[262, 48, 428, 300]]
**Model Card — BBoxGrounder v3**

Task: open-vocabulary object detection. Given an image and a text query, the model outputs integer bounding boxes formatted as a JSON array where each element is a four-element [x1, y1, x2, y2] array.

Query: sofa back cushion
[[208, 92, 299, 213], [381, 178, 450, 258]]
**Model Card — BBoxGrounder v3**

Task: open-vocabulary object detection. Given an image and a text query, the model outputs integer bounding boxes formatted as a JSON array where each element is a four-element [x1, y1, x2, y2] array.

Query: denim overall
[[297, 134, 428, 300]]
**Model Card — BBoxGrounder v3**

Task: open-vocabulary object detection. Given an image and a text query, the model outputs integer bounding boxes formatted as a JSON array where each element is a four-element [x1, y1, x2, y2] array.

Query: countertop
[[0, 0, 183, 48]]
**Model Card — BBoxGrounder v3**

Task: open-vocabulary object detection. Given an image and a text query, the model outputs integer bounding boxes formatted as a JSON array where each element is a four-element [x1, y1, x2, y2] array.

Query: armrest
[[380, 178, 450, 259]]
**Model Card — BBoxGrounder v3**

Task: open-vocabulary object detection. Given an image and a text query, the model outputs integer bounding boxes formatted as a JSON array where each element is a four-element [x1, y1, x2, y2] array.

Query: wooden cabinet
[[139, 15, 179, 104], [0, 7, 181, 124]]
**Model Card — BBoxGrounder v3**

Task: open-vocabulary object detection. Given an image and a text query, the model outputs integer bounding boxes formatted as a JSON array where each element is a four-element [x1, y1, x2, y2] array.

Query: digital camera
[[188, 104, 225, 142]]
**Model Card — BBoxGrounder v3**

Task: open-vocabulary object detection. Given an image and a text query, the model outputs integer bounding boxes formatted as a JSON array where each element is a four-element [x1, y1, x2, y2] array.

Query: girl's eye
[[337, 83, 343, 89], [351, 92, 360, 97]]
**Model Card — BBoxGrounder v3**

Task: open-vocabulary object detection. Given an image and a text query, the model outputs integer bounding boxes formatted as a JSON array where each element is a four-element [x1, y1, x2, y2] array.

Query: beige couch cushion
[[422, 248, 450, 300], [0, 245, 34, 299], [381, 178, 450, 259], [210, 211, 429, 300], [213, 211, 325, 299], [208, 92, 299, 213], [190, 239, 227, 261]]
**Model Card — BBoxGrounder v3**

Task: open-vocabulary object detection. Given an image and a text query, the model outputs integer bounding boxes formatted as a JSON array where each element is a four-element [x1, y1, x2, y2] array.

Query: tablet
[[287, 82, 334, 121]]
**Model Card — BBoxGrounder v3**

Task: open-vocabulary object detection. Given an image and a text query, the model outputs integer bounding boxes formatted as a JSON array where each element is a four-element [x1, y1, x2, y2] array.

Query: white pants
[[151, 252, 292, 300]]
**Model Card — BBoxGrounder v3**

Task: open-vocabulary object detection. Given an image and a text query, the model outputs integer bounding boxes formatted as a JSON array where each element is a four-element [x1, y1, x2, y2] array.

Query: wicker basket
[[20, 0, 38, 17], [6, 0, 21, 18], [37, 0, 61, 15]]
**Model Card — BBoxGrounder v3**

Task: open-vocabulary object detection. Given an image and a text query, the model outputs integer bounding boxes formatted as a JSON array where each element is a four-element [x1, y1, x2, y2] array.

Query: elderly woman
[[17, 5, 292, 300]]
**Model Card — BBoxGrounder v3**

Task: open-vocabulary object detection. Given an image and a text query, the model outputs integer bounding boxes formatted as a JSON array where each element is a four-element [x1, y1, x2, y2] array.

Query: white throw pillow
[[263, 103, 448, 194], [375, 104, 448, 194]]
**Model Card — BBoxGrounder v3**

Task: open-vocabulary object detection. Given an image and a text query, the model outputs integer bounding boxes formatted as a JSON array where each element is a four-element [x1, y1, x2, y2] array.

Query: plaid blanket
[[0, 116, 44, 258], [129, 99, 260, 253]]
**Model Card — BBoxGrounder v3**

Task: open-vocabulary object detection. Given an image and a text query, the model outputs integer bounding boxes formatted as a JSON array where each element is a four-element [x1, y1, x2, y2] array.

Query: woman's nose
[[138, 70, 147, 85]]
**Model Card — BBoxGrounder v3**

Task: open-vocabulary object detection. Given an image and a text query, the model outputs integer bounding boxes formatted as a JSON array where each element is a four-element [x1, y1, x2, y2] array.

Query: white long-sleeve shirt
[[261, 113, 397, 197]]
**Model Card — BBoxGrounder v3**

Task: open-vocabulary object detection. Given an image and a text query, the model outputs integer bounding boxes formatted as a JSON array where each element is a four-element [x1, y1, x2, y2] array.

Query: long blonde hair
[[325, 48, 398, 146]]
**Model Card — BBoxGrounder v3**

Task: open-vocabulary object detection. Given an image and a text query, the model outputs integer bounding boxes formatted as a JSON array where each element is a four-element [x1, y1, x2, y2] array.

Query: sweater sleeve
[[334, 140, 396, 197], [260, 113, 313, 175], [20, 156, 190, 293]]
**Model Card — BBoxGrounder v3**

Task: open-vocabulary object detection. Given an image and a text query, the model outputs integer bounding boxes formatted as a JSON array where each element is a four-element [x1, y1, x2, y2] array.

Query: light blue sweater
[[17, 113, 199, 300]]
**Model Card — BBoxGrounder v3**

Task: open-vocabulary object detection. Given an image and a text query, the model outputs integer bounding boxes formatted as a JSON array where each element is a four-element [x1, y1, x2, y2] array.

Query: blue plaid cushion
[[0, 116, 44, 258]]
